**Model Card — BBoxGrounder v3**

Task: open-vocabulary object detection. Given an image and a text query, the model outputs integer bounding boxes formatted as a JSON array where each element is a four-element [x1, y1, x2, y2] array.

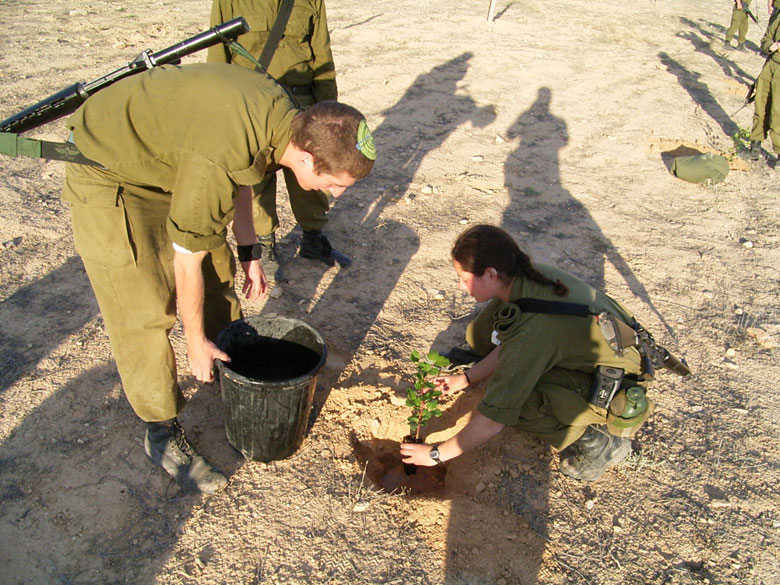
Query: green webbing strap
[[229, 41, 268, 74], [512, 298, 594, 318], [228, 40, 299, 107], [0, 132, 100, 166]]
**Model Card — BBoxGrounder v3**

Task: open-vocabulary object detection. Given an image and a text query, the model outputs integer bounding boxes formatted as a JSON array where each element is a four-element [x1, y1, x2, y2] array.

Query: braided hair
[[451, 225, 569, 297]]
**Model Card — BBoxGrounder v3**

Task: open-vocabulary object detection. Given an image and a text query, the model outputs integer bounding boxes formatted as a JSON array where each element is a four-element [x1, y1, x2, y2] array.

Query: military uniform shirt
[[207, 0, 338, 102], [477, 264, 643, 427], [66, 64, 297, 252]]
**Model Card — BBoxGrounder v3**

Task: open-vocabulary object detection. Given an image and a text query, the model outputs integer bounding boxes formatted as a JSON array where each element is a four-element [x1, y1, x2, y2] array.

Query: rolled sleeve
[[166, 150, 236, 252]]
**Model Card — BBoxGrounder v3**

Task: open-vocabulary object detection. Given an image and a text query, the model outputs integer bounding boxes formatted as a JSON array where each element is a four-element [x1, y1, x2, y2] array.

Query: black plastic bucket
[[215, 315, 327, 462]]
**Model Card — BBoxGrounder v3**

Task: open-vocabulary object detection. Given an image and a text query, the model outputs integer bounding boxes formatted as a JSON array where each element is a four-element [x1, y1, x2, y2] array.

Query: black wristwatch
[[429, 444, 443, 464], [237, 243, 262, 262]]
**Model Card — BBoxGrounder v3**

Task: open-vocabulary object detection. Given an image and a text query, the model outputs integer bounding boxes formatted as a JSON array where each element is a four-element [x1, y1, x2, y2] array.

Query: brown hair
[[290, 101, 374, 180], [451, 224, 569, 296]]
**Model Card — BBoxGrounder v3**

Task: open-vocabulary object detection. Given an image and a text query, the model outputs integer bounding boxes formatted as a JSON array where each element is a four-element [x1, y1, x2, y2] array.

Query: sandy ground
[[1, 0, 779, 584]]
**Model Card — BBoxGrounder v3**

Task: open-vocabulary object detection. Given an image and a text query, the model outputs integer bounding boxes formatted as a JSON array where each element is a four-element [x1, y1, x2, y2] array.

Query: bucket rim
[[214, 315, 328, 386]]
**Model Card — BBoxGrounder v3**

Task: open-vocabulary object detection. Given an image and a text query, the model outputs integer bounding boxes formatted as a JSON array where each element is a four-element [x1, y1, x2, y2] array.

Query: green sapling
[[405, 350, 450, 440]]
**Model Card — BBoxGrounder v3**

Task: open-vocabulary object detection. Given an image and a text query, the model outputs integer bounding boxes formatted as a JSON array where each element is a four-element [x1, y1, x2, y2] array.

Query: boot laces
[[166, 420, 195, 458]]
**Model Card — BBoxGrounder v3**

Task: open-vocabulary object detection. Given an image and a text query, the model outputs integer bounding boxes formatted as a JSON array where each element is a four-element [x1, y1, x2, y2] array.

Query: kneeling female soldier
[[400, 225, 684, 481]]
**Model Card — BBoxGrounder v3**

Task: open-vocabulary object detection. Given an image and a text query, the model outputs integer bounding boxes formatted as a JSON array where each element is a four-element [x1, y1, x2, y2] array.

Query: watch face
[[429, 447, 440, 462]]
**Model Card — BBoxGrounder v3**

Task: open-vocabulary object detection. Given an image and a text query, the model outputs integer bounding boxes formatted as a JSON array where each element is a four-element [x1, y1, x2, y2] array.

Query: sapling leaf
[[402, 349, 451, 438]]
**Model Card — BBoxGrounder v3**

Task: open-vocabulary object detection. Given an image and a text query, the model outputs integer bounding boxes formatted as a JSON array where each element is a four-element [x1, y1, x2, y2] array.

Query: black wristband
[[237, 243, 262, 262], [464, 370, 472, 384]]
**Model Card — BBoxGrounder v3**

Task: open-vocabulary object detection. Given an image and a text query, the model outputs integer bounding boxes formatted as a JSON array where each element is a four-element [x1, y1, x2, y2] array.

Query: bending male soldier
[[208, 0, 345, 281], [63, 63, 375, 493]]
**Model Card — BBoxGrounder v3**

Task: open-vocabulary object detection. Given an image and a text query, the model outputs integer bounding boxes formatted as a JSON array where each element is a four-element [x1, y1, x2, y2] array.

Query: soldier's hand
[[241, 259, 268, 301], [188, 338, 230, 383]]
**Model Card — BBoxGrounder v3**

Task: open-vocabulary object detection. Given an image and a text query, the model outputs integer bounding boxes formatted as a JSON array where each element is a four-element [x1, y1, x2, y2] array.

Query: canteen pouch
[[607, 386, 655, 438]]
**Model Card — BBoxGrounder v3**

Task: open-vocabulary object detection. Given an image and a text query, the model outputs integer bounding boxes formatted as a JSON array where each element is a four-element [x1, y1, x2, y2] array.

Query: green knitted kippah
[[356, 119, 377, 160]]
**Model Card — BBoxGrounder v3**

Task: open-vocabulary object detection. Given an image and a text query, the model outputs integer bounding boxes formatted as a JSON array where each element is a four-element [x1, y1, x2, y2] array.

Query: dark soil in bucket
[[350, 433, 447, 495], [225, 337, 321, 381]]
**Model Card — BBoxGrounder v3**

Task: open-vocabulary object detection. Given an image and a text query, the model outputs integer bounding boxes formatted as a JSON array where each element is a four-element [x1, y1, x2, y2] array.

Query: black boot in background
[[258, 233, 283, 283], [299, 230, 352, 267]]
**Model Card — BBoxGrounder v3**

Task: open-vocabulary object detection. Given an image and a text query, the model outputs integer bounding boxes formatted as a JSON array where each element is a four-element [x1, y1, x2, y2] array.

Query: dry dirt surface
[[1, 0, 779, 584]]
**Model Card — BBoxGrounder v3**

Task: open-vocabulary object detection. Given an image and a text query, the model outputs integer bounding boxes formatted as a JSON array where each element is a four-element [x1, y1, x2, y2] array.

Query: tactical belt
[[289, 84, 313, 96]]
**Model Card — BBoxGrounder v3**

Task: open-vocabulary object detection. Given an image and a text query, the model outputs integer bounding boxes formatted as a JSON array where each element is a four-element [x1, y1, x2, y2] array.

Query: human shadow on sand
[[265, 52, 494, 423], [658, 51, 741, 140], [0, 255, 98, 394], [0, 350, 243, 584]]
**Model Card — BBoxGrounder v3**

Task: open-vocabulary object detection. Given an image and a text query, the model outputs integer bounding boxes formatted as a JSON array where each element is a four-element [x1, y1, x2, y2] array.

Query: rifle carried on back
[[0, 17, 249, 135], [744, 3, 760, 25]]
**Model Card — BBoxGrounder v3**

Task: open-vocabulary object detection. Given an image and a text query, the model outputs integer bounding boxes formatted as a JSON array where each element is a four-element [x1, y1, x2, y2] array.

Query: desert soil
[[1, 0, 779, 584]]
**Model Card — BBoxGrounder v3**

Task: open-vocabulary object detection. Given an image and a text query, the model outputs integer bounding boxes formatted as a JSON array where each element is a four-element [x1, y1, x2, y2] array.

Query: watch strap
[[237, 243, 262, 262]]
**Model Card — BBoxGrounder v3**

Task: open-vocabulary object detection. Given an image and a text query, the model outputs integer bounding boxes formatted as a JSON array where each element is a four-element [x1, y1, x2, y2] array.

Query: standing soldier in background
[[746, 14, 780, 165], [208, 0, 346, 282], [724, 0, 753, 51]]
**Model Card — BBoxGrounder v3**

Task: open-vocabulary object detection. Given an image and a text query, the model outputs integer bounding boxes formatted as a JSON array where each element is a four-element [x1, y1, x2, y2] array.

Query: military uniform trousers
[[252, 93, 329, 237], [750, 59, 780, 152], [63, 163, 242, 422], [726, 6, 750, 45], [465, 303, 608, 451]]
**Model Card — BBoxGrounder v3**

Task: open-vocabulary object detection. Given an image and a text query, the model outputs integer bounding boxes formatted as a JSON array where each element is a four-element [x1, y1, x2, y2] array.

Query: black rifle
[[744, 5, 760, 25], [0, 17, 249, 135]]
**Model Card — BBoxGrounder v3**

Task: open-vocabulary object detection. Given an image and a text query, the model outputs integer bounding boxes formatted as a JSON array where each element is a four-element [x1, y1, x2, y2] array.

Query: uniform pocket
[[64, 174, 136, 268]]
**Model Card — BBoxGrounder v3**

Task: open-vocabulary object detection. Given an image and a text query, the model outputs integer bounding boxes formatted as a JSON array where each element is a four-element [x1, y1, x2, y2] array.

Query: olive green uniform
[[207, 0, 337, 237], [726, 0, 752, 46], [63, 63, 297, 421], [465, 264, 645, 450], [749, 15, 780, 151]]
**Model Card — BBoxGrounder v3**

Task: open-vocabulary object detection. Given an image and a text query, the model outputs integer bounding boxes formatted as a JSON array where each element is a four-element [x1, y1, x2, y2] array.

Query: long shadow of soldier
[[658, 51, 741, 140], [0, 356, 239, 584], [503, 87, 671, 333], [677, 28, 755, 89], [0, 255, 98, 393], [264, 52, 495, 422], [679, 15, 760, 58]]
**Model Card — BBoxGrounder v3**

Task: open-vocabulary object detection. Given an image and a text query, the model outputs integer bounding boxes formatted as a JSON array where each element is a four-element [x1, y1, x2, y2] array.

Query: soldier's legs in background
[[283, 166, 329, 233], [252, 172, 283, 281], [252, 172, 279, 237], [64, 165, 184, 422], [202, 242, 242, 340], [725, 9, 740, 43], [737, 15, 749, 46]]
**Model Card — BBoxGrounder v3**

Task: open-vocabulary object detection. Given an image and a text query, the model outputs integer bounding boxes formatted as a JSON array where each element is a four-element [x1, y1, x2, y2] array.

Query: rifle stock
[[0, 17, 249, 134]]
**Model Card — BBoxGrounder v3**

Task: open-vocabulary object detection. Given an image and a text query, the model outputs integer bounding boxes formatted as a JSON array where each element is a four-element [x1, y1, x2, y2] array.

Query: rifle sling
[[511, 298, 594, 318], [258, 0, 295, 70], [0, 132, 100, 166]]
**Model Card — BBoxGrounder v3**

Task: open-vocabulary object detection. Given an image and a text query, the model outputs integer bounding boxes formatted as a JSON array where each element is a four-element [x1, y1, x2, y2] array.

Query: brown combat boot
[[559, 425, 632, 481], [144, 419, 228, 494]]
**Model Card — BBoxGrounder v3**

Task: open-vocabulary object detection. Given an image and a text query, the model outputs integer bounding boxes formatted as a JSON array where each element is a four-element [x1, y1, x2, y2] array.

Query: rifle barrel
[[0, 17, 249, 134]]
